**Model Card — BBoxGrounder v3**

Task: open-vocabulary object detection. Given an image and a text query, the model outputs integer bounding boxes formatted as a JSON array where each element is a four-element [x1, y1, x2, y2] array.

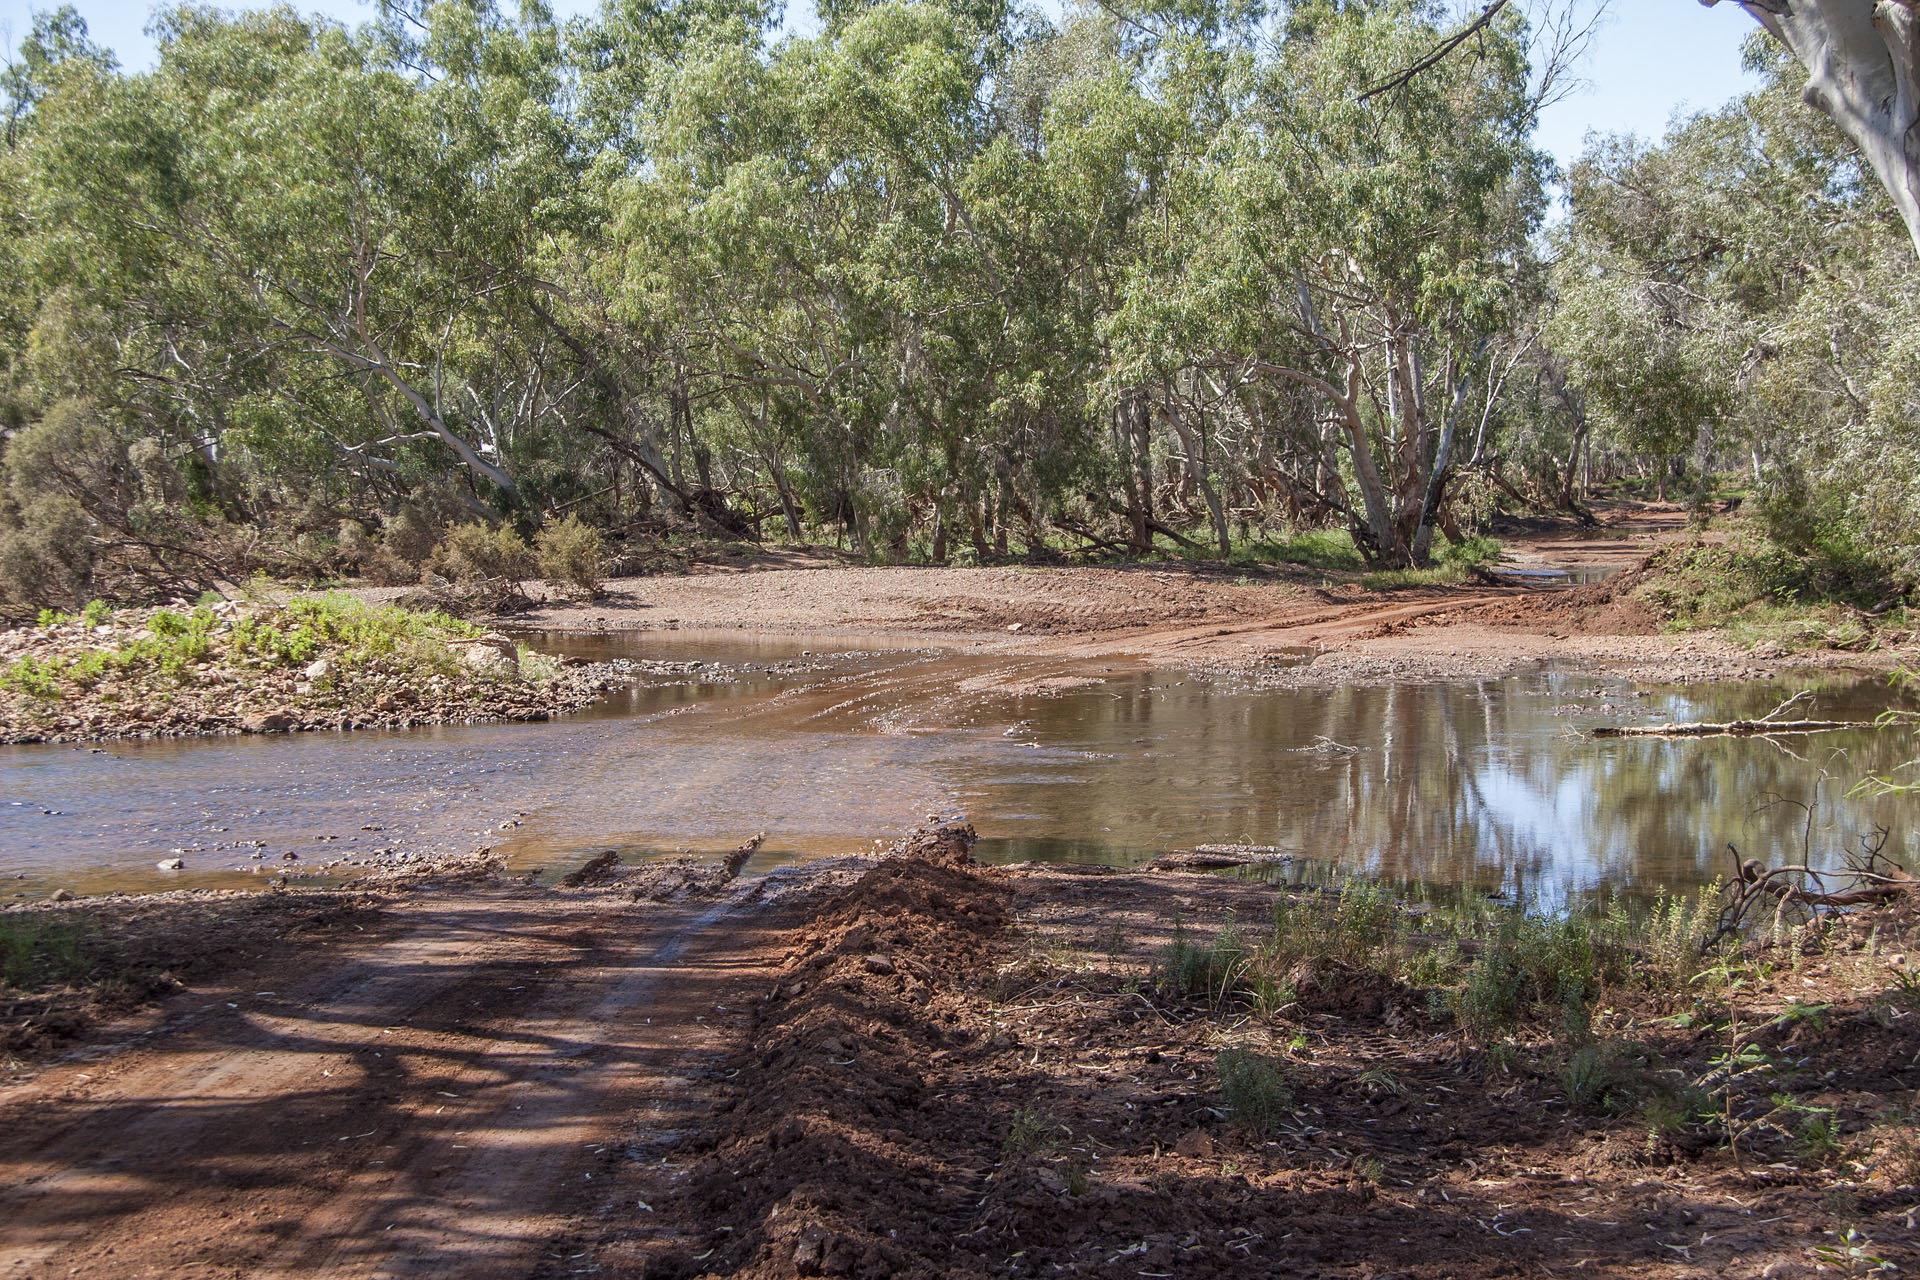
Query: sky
[[2, 0, 1768, 172]]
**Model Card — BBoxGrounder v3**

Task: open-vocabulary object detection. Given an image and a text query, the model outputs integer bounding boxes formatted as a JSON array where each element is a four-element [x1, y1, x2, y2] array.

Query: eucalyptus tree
[[17, 2, 594, 513], [1168, 0, 1548, 566], [1706, 0, 1920, 256], [1551, 42, 1920, 566]]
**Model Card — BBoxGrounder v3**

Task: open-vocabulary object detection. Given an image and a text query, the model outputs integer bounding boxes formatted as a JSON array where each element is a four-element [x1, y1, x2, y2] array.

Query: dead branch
[[1594, 690, 1884, 738]]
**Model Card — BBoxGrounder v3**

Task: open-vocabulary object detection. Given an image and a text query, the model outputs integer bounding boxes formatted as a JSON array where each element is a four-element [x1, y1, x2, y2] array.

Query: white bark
[[1715, 0, 1920, 255]]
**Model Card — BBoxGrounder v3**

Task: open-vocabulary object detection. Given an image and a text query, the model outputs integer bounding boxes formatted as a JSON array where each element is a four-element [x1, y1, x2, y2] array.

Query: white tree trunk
[[1718, 0, 1920, 255]]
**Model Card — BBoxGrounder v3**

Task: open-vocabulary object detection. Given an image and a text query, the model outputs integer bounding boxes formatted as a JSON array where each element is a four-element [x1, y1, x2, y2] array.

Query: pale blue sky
[[2, 0, 1770, 171]]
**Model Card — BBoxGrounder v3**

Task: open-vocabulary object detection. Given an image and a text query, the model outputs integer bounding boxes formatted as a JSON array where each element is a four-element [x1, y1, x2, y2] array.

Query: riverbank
[[5, 505, 1910, 746], [0, 594, 629, 744], [463, 502, 1916, 687], [2, 832, 1915, 1277]]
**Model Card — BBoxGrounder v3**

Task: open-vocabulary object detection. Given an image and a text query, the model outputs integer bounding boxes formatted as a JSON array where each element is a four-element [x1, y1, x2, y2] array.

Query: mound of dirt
[[656, 853, 1013, 1279], [1464, 550, 1668, 635]]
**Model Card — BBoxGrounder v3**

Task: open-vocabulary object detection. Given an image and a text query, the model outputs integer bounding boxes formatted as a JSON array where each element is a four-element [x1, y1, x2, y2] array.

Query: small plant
[[1004, 1104, 1058, 1155], [1811, 1226, 1899, 1275], [1355, 1066, 1403, 1096], [1354, 1156, 1386, 1185], [1156, 918, 1247, 1008], [1217, 1047, 1292, 1136], [0, 916, 95, 990], [1562, 1041, 1642, 1115], [1787, 1103, 1841, 1163]]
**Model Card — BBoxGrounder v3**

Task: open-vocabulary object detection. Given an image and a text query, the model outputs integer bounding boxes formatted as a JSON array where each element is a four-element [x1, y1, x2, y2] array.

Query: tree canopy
[[0, 0, 1913, 607]]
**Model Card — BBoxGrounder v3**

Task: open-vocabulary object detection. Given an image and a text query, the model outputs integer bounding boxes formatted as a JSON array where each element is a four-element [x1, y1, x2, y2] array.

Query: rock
[[49, 888, 74, 902], [1007, 622, 1023, 632], [156, 857, 185, 871], [243, 711, 298, 732], [304, 659, 330, 680], [453, 635, 519, 680], [862, 953, 896, 976], [1173, 1129, 1214, 1159]]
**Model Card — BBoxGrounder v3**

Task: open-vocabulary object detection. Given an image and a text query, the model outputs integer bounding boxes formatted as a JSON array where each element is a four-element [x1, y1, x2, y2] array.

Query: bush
[[1217, 1048, 1292, 1135], [427, 522, 535, 586], [0, 493, 95, 609], [535, 514, 604, 599], [380, 507, 439, 568], [336, 519, 375, 571]]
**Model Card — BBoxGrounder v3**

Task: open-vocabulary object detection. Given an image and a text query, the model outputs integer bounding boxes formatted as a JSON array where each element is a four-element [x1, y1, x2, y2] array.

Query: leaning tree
[[1703, 0, 1920, 255]]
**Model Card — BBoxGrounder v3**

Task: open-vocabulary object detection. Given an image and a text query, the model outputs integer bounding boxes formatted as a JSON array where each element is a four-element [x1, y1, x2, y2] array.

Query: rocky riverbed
[[0, 596, 635, 744]]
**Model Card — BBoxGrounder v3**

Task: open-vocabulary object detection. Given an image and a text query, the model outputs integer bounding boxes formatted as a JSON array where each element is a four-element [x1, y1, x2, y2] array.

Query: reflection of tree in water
[[1010, 674, 1915, 903]]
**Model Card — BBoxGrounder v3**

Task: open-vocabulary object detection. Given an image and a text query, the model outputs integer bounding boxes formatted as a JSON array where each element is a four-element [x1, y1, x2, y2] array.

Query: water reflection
[[2, 637, 1913, 905]]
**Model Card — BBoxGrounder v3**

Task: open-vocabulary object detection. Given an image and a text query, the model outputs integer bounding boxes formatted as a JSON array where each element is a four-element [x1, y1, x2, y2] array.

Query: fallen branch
[[1150, 846, 1294, 872], [1702, 839, 1917, 951], [1594, 690, 1877, 739], [1593, 718, 1875, 739]]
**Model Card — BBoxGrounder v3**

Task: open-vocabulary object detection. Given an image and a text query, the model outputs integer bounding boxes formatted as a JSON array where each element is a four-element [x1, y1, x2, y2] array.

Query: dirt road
[[496, 505, 1868, 684], [0, 870, 834, 1279]]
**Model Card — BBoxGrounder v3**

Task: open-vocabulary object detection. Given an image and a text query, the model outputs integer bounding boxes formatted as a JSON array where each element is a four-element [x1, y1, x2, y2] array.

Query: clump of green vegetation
[[535, 514, 605, 599], [1217, 1047, 1293, 1135], [1, 594, 496, 702], [1153, 879, 1726, 1045], [1155, 917, 1248, 1008], [0, 916, 96, 990], [1205, 529, 1502, 587], [1003, 1103, 1060, 1155], [427, 523, 536, 588], [1637, 534, 1908, 650]]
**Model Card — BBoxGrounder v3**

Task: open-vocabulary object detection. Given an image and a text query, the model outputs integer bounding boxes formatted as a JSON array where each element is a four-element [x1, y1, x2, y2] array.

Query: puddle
[[3, 635, 1914, 905]]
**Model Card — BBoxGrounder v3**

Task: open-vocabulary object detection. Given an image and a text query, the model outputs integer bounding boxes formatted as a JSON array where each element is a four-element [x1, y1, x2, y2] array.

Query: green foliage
[[1155, 918, 1247, 1008], [535, 515, 605, 599], [1216, 1047, 1292, 1135], [427, 523, 536, 586], [0, 915, 94, 990], [1, 594, 482, 698], [0, 0, 1903, 590], [1636, 536, 1904, 648]]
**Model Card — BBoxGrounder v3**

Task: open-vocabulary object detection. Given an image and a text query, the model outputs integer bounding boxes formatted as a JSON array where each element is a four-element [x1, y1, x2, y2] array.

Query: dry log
[[1150, 845, 1294, 871], [1594, 689, 1879, 739], [1593, 718, 1874, 739]]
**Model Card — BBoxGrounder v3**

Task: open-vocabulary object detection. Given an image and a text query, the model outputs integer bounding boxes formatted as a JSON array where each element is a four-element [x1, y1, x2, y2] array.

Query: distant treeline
[[0, 0, 1913, 605]]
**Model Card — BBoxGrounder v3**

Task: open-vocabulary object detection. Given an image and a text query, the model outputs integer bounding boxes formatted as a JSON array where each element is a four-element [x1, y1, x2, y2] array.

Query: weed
[[1562, 1041, 1644, 1115], [1353, 1156, 1386, 1185], [1062, 1162, 1089, 1197], [1788, 1104, 1841, 1164], [1811, 1226, 1898, 1275], [1004, 1104, 1058, 1155], [1156, 918, 1248, 1008], [1217, 1047, 1292, 1136], [1355, 1066, 1403, 1096], [0, 916, 96, 989]]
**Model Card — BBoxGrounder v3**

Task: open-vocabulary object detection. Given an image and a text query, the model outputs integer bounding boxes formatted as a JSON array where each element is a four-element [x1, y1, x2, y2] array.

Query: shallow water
[[3, 631, 1914, 904]]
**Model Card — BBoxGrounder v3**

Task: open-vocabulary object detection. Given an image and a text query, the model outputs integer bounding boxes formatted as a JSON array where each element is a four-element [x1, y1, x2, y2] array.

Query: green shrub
[[0, 492, 95, 609], [427, 522, 535, 585], [535, 514, 604, 599], [1218, 1047, 1292, 1135], [1156, 919, 1247, 1006]]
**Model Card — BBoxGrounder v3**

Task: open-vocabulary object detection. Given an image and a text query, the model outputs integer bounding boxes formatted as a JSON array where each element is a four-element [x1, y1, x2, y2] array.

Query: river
[[3, 630, 1913, 904]]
